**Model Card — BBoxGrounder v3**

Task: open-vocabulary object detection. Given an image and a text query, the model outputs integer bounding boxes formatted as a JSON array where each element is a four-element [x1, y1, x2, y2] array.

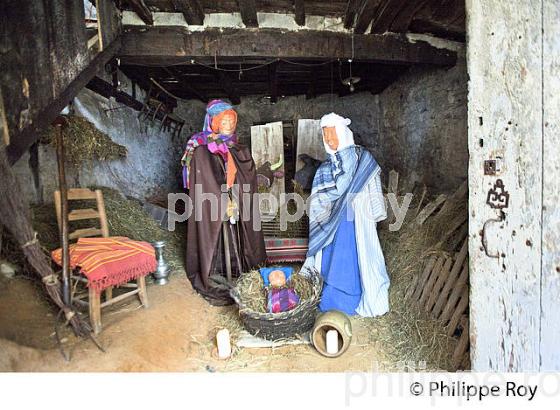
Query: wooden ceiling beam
[[128, 0, 153, 25], [162, 66, 207, 102], [215, 71, 241, 105], [370, 0, 408, 34], [86, 76, 144, 111], [294, 0, 305, 26], [389, 0, 430, 32], [305, 68, 318, 100], [268, 61, 279, 103], [343, 0, 360, 29], [120, 27, 457, 66], [354, 0, 381, 34], [237, 0, 258, 27], [171, 0, 204, 25]]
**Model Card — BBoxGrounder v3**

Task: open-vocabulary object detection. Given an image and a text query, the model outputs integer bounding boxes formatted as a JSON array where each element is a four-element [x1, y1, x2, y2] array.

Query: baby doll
[[259, 267, 300, 313]]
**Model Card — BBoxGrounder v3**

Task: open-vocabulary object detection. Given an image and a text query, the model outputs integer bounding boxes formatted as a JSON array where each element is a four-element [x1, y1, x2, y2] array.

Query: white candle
[[216, 329, 231, 359], [326, 329, 339, 355]]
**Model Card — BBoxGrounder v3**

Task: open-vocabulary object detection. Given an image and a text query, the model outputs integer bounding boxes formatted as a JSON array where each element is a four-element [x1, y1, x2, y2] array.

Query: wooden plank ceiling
[[118, 0, 465, 40], [115, 0, 464, 104]]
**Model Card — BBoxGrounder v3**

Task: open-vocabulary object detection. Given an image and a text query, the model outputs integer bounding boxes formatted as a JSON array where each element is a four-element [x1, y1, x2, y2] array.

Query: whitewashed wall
[[467, 0, 559, 371], [541, 0, 560, 371]]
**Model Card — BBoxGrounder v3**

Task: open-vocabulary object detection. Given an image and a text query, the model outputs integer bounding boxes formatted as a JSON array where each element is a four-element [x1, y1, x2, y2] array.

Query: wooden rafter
[[354, 0, 381, 34], [390, 0, 430, 32], [215, 71, 241, 105], [237, 0, 258, 27], [294, 0, 305, 26], [268, 61, 279, 103], [305, 67, 318, 100], [119, 27, 457, 66], [171, 0, 204, 25], [128, 0, 153, 25], [343, 0, 361, 29], [370, 0, 408, 34], [162, 67, 207, 102]]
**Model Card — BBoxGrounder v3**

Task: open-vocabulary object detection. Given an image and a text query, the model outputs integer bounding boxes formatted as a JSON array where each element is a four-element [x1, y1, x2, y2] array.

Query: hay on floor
[[219, 184, 467, 371]]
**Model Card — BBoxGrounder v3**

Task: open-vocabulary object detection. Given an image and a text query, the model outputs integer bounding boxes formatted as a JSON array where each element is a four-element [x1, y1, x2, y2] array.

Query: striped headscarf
[[181, 100, 238, 189]]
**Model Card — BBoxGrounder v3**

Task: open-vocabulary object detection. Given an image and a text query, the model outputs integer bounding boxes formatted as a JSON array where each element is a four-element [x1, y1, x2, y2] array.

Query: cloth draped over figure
[[303, 113, 390, 317], [182, 100, 267, 305]]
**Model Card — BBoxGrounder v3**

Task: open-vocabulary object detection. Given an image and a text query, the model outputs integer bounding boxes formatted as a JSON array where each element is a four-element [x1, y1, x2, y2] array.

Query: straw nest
[[41, 115, 127, 167]]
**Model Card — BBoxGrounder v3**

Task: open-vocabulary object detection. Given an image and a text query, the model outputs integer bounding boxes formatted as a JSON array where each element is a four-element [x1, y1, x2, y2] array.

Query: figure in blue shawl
[[303, 113, 390, 317]]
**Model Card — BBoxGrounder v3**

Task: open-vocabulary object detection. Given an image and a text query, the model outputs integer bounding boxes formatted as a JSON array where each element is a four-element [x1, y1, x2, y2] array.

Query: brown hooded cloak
[[186, 143, 267, 305]]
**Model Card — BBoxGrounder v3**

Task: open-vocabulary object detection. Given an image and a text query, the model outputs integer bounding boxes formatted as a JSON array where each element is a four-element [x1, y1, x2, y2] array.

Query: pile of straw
[[41, 116, 127, 167], [359, 189, 467, 371]]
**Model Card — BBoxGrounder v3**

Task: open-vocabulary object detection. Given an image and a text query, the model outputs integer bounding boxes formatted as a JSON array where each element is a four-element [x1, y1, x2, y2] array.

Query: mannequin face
[[269, 270, 287, 288], [218, 112, 237, 135], [322, 126, 339, 151]]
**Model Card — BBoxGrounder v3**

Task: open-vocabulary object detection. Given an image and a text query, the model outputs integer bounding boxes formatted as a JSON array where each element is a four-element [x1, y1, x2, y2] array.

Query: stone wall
[[377, 46, 468, 192]]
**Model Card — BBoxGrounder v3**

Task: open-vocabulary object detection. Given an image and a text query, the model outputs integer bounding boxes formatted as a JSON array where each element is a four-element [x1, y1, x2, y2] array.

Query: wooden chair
[[54, 188, 149, 334]]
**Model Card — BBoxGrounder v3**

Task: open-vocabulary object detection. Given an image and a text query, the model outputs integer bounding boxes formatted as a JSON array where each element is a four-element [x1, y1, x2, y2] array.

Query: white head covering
[[319, 112, 355, 155]]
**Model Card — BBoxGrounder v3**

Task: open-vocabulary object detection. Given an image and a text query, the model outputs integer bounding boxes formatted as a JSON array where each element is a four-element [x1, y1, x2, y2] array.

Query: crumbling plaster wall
[[377, 47, 468, 192]]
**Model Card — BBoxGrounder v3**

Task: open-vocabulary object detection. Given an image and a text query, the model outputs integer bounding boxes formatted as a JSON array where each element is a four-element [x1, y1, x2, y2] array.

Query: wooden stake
[[54, 116, 71, 306], [222, 222, 232, 283]]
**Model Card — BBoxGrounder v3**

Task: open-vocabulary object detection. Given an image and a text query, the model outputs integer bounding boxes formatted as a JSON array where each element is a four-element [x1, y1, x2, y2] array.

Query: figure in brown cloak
[[181, 100, 267, 305]]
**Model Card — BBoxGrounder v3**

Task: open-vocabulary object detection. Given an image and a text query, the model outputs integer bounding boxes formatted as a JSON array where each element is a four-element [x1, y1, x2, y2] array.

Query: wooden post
[[222, 222, 232, 283], [54, 116, 71, 306]]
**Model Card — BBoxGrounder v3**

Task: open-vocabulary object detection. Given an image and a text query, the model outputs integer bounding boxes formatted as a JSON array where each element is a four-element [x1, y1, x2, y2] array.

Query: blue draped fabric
[[318, 206, 362, 315], [307, 146, 379, 257]]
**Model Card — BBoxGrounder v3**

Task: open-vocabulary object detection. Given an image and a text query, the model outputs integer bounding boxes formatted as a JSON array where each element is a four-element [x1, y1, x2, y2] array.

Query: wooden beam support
[[343, 0, 361, 29], [162, 66, 208, 103], [305, 68, 318, 100], [7, 39, 121, 165], [370, 0, 408, 34], [120, 27, 457, 66], [128, 0, 153, 25], [86, 75, 144, 111], [294, 0, 305, 26], [215, 72, 241, 105], [268, 62, 279, 103], [171, 0, 204, 25], [28, 142, 43, 204], [355, 0, 381, 34], [390, 0, 430, 32], [237, 0, 258, 27]]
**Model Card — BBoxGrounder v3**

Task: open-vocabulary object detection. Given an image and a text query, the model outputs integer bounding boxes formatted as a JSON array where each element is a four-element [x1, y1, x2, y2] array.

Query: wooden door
[[467, 0, 559, 371], [295, 119, 326, 173], [251, 121, 285, 216]]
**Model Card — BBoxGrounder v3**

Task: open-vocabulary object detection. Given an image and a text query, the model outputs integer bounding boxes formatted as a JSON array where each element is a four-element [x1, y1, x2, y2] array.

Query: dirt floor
[[0, 271, 395, 372]]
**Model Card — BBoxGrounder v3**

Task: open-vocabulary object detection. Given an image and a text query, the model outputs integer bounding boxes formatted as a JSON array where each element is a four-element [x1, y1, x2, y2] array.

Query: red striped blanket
[[52, 237, 157, 292]]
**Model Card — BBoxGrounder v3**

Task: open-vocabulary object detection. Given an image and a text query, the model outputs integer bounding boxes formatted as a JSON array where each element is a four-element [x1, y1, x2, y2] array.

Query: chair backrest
[[53, 188, 110, 240]]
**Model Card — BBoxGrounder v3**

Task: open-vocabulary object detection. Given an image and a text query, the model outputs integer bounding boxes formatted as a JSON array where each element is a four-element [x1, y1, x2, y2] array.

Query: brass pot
[[311, 310, 353, 358]]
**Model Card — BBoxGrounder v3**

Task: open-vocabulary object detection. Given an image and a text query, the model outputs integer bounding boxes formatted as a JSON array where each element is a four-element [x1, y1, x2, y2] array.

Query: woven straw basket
[[230, 268, 322, 341]]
